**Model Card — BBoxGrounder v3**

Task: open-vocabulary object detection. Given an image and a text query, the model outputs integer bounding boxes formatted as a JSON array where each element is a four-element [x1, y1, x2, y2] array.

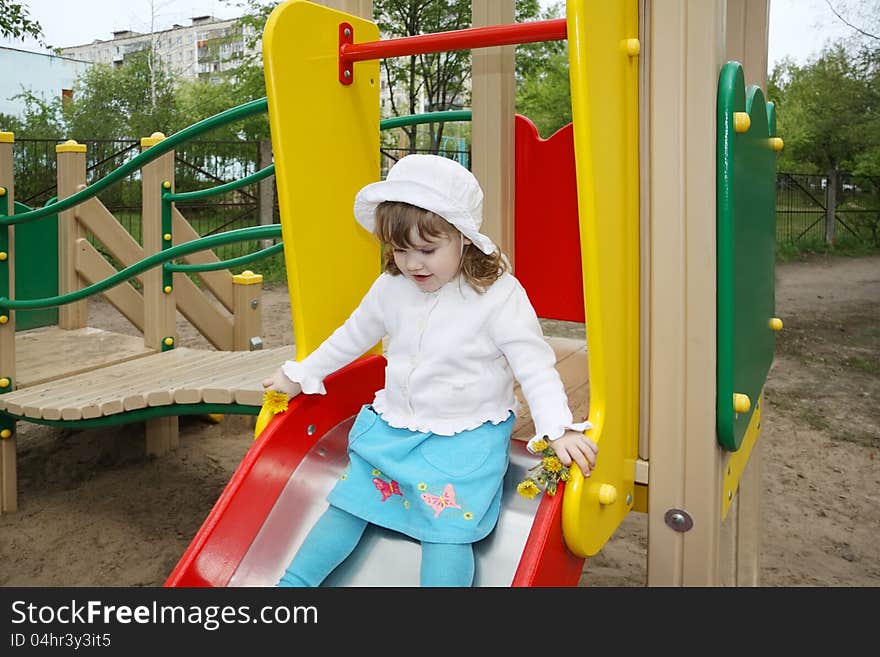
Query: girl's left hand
[[551, 430, 598, 477]]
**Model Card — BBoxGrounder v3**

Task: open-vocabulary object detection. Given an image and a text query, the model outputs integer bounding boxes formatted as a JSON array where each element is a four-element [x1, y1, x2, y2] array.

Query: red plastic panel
[[164, 355, 386, 587], [514, 115, 584, 323], [512, 482, 585, 586]]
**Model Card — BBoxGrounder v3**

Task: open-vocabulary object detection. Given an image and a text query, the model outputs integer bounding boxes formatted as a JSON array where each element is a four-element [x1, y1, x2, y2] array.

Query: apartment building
[[59, 16, 260, 83]]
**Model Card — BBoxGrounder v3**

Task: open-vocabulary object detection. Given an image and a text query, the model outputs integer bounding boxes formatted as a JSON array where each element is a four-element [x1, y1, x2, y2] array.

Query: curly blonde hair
[[373, 201, 508, 293]]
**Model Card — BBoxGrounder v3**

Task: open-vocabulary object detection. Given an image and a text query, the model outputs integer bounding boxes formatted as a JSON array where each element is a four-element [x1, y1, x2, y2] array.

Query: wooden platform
[[15, 326, 156, 388], [511, 335, 589, 442], [0, 344, 293, 422], [2, 328, 587, 429]]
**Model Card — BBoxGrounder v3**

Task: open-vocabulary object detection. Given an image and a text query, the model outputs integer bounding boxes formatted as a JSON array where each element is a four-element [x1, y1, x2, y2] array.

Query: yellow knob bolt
[[734, 112, 751, 133], [163, 285, 172, 294], [0, 429, 11, 439], [769, 317, 784, 331], [770, 137, 784, 152], [163, 337, 174, 347], [0, 187, 6, 197], [0, 315, 8, 324], [733, 393, 751, 414], [163, 181, 171, 189], [0, 378, 10, 388], [163, 233, 172, 241], [598, 484, 618, 506], [624, 38, 640, 56], [0, 252, 7, 261]]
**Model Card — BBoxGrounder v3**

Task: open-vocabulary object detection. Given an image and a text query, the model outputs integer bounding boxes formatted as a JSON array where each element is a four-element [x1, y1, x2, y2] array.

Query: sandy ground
[[0, 253, 877, 587]]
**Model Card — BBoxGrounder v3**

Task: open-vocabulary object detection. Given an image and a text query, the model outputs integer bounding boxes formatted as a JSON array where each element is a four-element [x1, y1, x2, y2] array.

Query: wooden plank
[[510, 338, 590, 442], [232, 349, 294, 406], [4, 347, 199, 418], [173, 272, 233, 350], [50, 349, 204, 419], [169, 351, 254, 404], [14, 326, 154, 389], [76, 196, 146, 279], [190, 351, 267, 404], [199, 350, 285, 404], [172, 207, 234, 311], [76, 238, 144, 332]]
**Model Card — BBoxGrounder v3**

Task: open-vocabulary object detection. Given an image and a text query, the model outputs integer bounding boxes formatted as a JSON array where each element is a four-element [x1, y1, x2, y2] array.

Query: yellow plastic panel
[[721, 392, 763, 519], [263, 0, 381, 358], [562, 0, 640, 556]]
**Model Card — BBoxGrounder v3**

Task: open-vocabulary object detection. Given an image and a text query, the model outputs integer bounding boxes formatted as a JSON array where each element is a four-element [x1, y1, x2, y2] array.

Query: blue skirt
[[326, 405, 515, 544]]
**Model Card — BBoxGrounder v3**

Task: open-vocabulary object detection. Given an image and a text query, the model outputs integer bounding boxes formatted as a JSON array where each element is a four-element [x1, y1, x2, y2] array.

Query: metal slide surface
[[166, 356, 584, 587]]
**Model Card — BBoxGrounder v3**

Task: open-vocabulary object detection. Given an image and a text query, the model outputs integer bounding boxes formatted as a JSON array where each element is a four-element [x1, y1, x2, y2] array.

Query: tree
[[0, 1, 44, 43], [772, 42, 879, 243], [514, 0, 569, 137], [62, 49, 179, 140], [375, 0, 473, 152]]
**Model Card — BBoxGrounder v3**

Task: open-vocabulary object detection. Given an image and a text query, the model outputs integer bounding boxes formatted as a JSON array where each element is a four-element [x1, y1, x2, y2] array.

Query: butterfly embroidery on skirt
[[421, 483, 461, 517], [373, 477, 402, 502]]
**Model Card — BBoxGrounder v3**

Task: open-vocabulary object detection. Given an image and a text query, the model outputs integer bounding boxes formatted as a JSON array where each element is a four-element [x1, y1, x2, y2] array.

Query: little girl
[[263, 154, 597, 587]]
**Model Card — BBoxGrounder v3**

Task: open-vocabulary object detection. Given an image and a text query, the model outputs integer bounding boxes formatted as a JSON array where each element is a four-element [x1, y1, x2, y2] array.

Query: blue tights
[[276, 505, 474, 587]]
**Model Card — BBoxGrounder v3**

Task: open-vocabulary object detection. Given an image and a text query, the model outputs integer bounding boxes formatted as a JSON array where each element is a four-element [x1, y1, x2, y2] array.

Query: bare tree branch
[[824, 0, 879, 41]]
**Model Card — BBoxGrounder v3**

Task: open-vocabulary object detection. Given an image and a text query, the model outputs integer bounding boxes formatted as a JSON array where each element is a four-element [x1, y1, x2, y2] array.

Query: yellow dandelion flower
[[542, 456, 563, 473], [531, 439, 549, 452], [559, 469, 571, 482], [517, 480, 541, 499], [417, 482, 428, 491]]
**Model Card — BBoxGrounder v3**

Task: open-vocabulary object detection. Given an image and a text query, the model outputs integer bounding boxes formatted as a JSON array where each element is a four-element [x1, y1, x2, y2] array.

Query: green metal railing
[[3, 98, 269, 226], [0, 224, 281, 310], [1, 99, 473, 312]]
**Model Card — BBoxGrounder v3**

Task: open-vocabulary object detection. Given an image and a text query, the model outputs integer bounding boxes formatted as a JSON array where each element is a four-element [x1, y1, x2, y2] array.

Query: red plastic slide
[[165, 355, 584, 587]]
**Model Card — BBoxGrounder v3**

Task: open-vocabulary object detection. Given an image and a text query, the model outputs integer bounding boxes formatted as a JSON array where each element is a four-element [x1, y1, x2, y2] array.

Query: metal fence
[[776, 172, 879, 247], [11, 141, 878, 254], [12, 138, 278, 260]]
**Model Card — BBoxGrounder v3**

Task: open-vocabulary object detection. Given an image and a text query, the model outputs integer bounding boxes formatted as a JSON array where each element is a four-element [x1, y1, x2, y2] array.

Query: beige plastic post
[[725, 0, 770, 90], [56, 140, 88, 329], [0, 132, 16, 512], [232, 270, 263, 351], [646, 0, 726, 586], [471, 0, 516, 267], [720, 0, 769, 587], [140, 132, 178, 455], [317, 0, 372, 17]]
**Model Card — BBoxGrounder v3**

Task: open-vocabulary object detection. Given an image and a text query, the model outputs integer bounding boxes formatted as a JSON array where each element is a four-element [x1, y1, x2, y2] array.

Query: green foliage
[[374, 0, 473, 151], [0, 113, 23, 134], [0, 1, 44, 43], [62, 50, 179, 140], [514, 0, 569, 137], [771, 44, 879, 176], [7, 91, 64, 139]]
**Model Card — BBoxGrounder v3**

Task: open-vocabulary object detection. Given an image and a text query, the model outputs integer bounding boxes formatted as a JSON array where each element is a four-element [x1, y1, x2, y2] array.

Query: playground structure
[[0, 101, 295, 513], [164, 0, 781, 587], [0, 0, 781, 587]]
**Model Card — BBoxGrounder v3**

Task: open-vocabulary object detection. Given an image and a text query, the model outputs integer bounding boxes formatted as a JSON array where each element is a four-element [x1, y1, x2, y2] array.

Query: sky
[[0, 0, 861, 73]]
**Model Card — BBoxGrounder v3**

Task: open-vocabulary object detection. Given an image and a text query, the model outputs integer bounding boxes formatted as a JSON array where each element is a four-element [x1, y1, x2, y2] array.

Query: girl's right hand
[[262, 367, 303, 397]]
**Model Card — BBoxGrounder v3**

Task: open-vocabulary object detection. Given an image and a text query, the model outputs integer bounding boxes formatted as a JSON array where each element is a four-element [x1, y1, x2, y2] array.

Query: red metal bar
[[341, 18, 567, 64]]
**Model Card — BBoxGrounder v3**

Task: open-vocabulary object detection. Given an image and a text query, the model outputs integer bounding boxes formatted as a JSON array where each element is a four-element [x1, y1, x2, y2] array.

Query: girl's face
[[392, 226, 469, 293]]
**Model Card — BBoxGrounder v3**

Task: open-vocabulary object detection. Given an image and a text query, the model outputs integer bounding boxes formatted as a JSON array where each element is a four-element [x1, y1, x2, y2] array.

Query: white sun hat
[[353, 154, 497, 255]]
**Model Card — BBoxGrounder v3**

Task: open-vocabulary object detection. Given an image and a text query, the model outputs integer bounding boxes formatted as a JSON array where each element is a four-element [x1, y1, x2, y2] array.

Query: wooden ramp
[[0, 344, 293, 422]]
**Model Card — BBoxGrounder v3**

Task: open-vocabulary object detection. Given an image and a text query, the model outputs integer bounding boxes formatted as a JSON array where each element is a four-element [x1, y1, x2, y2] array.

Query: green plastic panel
[[716, 61, 778, 451], [13, 201, 58, 330]]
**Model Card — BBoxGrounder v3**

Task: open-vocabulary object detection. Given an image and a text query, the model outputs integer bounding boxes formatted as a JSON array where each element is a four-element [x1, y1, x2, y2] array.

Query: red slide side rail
[[165, 355, 386, 587]]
